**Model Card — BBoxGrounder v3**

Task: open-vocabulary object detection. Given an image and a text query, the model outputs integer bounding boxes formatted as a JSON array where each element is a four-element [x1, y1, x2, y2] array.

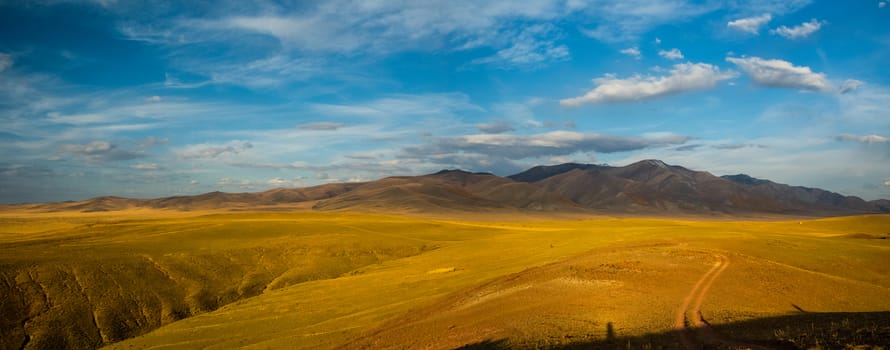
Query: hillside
[[5, 160, 887, 216], [5, 212, 886, 349], [521, 160, 885, 215], [312, 170, 581, 213]]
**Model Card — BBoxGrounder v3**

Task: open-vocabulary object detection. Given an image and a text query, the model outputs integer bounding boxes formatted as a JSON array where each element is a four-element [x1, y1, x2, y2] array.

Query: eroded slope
[[0, 212, 438, 349]]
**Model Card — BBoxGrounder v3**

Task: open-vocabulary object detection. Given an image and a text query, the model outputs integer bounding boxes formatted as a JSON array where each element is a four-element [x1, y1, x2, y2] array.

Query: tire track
[[673, 253, 725, 350], [691, 254, 729, 329], [674, 252, 772, 350]]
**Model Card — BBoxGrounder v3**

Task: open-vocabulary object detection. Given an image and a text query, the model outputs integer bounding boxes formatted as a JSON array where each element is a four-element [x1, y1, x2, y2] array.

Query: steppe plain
[[2, 208, 888, 349]]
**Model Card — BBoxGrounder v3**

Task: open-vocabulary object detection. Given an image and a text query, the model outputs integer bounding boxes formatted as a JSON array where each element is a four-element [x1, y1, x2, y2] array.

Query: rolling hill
[[2, 163, 889, 349], [312, 170, 580, 213], [5, 212, 887, 350], [6, 160, 888, 216]]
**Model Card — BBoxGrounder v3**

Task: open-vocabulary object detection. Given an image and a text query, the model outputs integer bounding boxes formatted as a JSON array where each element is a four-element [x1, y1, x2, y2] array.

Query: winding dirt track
[[673, 253, 772, 350], [673, 254, 727, 349]]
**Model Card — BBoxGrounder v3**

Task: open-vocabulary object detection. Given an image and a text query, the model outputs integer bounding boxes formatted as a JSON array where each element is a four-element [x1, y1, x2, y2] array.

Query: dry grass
[[0, 210, 888, 349]]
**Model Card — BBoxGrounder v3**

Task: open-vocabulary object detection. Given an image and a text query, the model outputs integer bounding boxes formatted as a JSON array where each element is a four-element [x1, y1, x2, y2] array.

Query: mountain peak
[[631, 159, 670, 169]]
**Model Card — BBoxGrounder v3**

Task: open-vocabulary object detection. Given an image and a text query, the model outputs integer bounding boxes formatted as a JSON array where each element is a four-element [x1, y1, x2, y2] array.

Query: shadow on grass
[[453, 311, 890, 350], [454, 339, 511, 349]]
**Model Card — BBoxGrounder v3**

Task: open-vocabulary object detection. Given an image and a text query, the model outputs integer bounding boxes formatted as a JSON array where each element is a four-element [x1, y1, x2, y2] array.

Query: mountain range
[[10, 160, 890, 216]]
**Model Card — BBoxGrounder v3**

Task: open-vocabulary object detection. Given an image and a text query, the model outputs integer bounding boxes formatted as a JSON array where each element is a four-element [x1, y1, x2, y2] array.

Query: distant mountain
[[533, 160, 757, 213], [507, 163, 603, 183], [530, 160, 882, 215], [7, 160, 888, 216], [873, 199, 890, 212], [150, 183, 362, 210], [720, 173, 877, 214], [24, 183, 363, 212], [312, 170, 579, 213]]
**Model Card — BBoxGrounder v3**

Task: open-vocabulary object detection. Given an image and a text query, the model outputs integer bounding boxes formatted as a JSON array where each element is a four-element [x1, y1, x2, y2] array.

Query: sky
[[1, 0, 889, 204]]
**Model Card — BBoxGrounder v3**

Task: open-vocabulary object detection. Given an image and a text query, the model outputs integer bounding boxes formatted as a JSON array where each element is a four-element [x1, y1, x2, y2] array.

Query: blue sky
[[1, 0, 889, 203]]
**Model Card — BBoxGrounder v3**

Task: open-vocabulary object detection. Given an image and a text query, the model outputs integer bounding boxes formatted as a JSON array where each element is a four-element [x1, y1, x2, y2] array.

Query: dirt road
[[673, 253, 772, 350], [674, 253, 727, 349]]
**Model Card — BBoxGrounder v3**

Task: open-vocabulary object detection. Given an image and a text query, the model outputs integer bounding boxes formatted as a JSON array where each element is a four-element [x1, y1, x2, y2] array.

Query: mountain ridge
[[5, 160, 887, 216]]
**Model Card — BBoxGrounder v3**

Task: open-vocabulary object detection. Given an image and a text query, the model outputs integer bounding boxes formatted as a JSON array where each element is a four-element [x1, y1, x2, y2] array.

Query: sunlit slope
[[0, 212, 462, 349], [100, 214, 890, 350]]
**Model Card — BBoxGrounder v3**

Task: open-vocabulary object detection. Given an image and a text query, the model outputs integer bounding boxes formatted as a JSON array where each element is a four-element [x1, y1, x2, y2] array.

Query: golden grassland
[[1, 209, 888, 349]]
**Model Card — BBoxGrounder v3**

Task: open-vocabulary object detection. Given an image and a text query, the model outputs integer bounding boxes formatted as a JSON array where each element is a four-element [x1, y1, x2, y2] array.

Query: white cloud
[[491, 101, 537, 123], [112, 1, 813, 91], [216, 177, 304, 190], [835, 134, 889, 144], [722, 0, 812, 15], [770, 19, 825, 39], [216, 177, 258, 189], [229, 2, 559, 51], [163, 73, 212, 89], [879, 2, 886, 8], [65, 140, 110, 153], [0, 53, 12, 72], [223, 16, 361, 52], [560, 62, 737, 106], [884, 179, 890, 186], [35, 97, 244, 135], [620, 47, 642, 59], [345, 152, 379, 160], [177, 140, 253, 159], [476, 120, 515, 134], [219, 1, 713, 48], [658, 48, 684, 60], [397, 130, 689, 174], [654, 37, 661, 44], [160, 52, 336, 90], [297, 122, 346, 131], [131, 163, 162, 170], [839, 79, 864, 94], [727, 14, 772, 34], [577, 1, 715, 42], [139, 136, 168, 148], [226, 157, 416, 184], [60, 141, 146, 162], [470, 24, 569, 69], [199, 54, 325, 88], [108, 1, 822, 93], [145, 95, 162, 102], [408, 131, 689, 159], [838, 85, 890, 124], [116, 3, 578, 79], [312, 93, 482, 118], [46, 112, 116, 125], [266, 177, 304, 187], [125, 1, 719, 64], [726, 56, 830, 92]]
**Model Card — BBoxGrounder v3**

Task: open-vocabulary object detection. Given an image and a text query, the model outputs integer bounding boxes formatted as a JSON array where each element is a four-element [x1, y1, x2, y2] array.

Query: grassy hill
[[2, 210, 889, 349]]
